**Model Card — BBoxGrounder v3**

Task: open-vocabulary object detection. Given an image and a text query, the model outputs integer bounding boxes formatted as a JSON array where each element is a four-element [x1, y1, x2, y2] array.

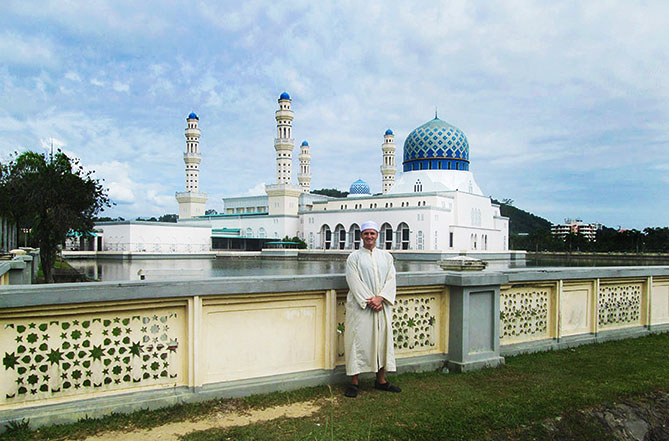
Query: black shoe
[[374, 381, 401, 393], [344, 384, 359, 398]]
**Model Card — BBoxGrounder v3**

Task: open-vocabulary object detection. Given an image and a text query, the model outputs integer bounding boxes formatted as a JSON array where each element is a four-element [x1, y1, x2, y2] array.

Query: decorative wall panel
[[598, 282, 642, 328], [392, 294, 439, 354], [335, 291, 440, 363], [500, 286, 550, 343], [651, 280, 669, 325], [1, 307, 185, 406]]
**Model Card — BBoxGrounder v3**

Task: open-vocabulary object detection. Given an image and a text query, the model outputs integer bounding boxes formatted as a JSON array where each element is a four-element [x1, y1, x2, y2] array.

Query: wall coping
[[1, 266, 668, 309], [502, 266, 669, 282]]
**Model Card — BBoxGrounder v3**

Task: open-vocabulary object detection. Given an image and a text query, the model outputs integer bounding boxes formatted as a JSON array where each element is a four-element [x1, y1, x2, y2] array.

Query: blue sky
[[1, 1, 667, 229]]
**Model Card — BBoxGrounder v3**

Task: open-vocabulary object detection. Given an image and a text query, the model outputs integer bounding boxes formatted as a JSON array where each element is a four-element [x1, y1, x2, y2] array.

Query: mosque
[[171, 92, 509, 252]]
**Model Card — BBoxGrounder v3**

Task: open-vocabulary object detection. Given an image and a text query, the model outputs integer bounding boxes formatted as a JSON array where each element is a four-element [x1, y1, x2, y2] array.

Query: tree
[[282, 235, 307, 249], [204, 209, 218, 215], [312, 188, 349, 198], [0, 150, 110, 283], [158, 213, 178, 223]]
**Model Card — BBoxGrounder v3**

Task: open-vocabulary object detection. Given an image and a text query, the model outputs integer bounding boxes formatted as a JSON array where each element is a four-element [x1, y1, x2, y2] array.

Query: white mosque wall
[[96, 222, 211, 253], [301, 190, 508, 251]]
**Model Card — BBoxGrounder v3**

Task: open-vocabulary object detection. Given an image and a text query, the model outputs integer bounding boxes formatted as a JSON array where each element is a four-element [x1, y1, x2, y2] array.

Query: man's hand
[[366, 296, 384, 311]]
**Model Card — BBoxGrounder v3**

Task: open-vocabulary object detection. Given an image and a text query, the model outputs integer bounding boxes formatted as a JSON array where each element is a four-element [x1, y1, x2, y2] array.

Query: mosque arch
[[348, 224, 361, 249], [258, 227, 266, 238], [334, 224, 347, 250], [245, 227, 253, 237], [397, 222, 410, 250], [380, 222, 393, 250], [320, 224, 332, 249]]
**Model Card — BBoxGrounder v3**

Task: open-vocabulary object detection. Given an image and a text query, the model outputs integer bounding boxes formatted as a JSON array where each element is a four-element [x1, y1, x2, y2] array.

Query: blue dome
[[279, 91, 291, 101], [349, 179, 371, 195], [403, 117, 470, 172], [187, 112, 198, 120], [385, 129, 394, 136], [301, 140, 309, 146]]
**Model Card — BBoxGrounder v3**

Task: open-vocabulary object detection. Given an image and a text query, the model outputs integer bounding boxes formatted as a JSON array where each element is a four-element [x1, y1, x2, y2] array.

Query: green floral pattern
[[336, 294, 440, 361], [392, 296, 438, 352], [500, 288, 549, 341]]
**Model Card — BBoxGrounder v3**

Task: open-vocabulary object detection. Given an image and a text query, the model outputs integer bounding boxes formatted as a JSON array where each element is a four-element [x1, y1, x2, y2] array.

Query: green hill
[[492, 199, 552, 234]]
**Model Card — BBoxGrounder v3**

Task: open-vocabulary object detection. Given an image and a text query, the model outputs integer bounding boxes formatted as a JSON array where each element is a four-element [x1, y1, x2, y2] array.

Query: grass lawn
[[3, 333, 668, 441]]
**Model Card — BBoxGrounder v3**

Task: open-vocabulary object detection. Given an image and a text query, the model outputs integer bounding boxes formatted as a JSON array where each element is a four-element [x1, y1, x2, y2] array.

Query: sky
[[0, 1, 667, 230]]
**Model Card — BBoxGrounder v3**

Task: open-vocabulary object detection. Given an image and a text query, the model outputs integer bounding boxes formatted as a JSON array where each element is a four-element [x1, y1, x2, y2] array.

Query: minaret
[[266, 92, 302, 219], [274, 92, 294, 184], [176, 112, 208, 219], [380, 129, 397, 194], [184, 112, 201, 192], [297, 140, 311, 193]]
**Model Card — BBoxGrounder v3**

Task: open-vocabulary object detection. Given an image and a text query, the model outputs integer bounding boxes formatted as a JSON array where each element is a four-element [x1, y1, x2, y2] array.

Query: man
[[344, 220, 401, 398]]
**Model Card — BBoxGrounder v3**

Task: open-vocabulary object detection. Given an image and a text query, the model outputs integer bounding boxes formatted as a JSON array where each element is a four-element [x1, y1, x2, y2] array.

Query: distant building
[[551, 219, 601, 241]]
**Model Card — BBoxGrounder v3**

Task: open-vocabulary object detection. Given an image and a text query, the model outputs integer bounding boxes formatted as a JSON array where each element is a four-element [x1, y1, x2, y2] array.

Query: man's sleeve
[[377, 253, 396, 305], [345, 253, 374, 309]]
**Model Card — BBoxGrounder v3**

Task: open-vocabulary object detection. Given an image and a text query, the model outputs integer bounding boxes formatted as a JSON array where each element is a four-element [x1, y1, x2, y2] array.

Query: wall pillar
[[445, 272, 507, 372]]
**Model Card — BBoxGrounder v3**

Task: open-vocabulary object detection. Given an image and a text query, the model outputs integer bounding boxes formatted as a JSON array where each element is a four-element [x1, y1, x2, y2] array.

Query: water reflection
[[68, 258, 453, 282], [66, 255, 653, 283]]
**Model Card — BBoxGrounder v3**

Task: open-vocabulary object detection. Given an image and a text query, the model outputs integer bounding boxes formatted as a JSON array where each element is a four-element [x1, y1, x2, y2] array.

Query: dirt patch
[[499, 390, 669, 440], [74, 401, 321, 441]]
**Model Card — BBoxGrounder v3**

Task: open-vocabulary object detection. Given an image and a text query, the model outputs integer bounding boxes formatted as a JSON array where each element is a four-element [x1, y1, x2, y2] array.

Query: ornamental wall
[[1, 267, 667, 428]]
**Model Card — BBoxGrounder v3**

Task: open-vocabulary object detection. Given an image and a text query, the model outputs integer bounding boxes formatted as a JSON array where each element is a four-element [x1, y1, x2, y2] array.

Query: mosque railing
[[0, 267, 668, 426]]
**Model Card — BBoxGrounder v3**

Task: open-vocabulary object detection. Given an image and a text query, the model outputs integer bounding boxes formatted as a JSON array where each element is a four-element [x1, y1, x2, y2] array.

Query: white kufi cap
[[360, 220, 379, 232]]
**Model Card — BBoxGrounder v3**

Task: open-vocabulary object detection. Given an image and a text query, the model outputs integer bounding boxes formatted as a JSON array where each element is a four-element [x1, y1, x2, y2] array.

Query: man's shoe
[[344, 384, 359, 398], [374, 381, 401, 393]]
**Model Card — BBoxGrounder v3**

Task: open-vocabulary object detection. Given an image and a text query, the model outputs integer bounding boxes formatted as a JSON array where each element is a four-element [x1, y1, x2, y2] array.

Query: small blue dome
[[301, 140, 309, 146], [187, 112, 198, 120], [279, 91, 291, 101], [385, 129, 394, 136], [349, 179, 371, 195]]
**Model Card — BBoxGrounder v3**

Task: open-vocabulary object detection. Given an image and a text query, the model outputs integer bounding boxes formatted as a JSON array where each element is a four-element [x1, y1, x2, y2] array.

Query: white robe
[[344, 247, 397, 376]]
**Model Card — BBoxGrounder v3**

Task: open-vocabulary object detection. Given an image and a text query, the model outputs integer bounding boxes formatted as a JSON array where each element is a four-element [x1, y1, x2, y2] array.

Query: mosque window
[[449, 232, 454, 248]]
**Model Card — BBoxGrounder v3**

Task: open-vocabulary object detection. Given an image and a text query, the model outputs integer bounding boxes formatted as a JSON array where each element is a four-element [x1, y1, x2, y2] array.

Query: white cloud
[[89, 161, 136, 204], [245, 182, 267, 196], [65, 71, 81, 82], [90, 78, 105, 87], [39, 137, 66, 151], [0, 31, 59, 69], [112, 81, 130, 93]]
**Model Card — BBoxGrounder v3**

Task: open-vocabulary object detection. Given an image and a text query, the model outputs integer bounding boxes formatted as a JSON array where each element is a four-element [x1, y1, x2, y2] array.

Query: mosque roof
[[279, 91, 291, 100], [385, 129, 394, 136], [403, 117, 469, 165], [187, 112, 199, 120], [349, 178, 371, 195], [301, 140, 309, 146]]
